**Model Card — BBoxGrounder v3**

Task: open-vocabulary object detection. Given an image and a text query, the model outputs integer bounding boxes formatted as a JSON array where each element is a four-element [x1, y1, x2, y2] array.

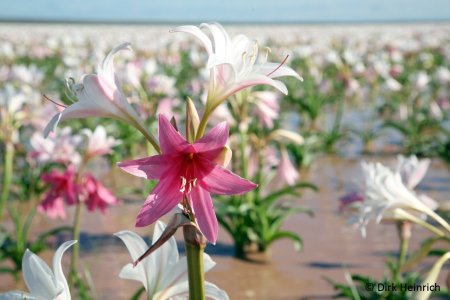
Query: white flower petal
[[205, 282, 230, 300], [172, 25, 213, 55], [22, 249, 62, 299], [52, 240, 77, 300], [114, 230, 152, 291], [0, 291, 37, 300]]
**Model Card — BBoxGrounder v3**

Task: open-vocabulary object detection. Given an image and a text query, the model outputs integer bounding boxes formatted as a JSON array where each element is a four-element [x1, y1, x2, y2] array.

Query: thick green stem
[[183, 226, 206, 300], [394, 221, 410, 281], [69, 193, 83, 287], [0, 142, 14, 223]]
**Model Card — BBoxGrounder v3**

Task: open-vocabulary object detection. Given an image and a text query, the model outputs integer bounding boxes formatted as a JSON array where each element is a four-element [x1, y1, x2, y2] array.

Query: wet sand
[[1, 154, 449, 299]]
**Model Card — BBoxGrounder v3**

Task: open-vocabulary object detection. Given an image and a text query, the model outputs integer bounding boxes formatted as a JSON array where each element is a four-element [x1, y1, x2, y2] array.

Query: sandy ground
[[1, 154, 449, 299]]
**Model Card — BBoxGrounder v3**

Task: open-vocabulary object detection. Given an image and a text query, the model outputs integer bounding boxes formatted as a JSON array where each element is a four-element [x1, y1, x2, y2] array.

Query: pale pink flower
[[81, 125, 120, 158], [266, 147, 299, 192], [156, 97, 180, 119], [44, 43, 157, 148], [172, 23, 302, 109], [38, 166, 79, 219], [29, 127, 82, 166], [119, 115, 257, 243], [251, 91, 280, 128], [83, 174, 119, 213]]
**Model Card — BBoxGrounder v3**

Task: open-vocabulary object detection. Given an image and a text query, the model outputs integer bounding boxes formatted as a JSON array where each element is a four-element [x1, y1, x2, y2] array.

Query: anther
[[180, 176, 187, 193]]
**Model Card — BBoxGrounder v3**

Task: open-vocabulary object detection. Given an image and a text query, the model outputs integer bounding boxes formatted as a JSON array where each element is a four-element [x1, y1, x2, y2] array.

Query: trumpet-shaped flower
[[83, 174, 119, 213], [119, 115, 257, 243], [81, 125, 120, 158], [38, 166, 79, 219], [0, 240, 76, 300], [115, 221, 229, 300], [38, 167, 118, 219], [44, 43, 157, 149], [173, 23, 302, 109], [251, 91, 280, 129], [349, 161, 433, 237], [266, 147, 299, 192]]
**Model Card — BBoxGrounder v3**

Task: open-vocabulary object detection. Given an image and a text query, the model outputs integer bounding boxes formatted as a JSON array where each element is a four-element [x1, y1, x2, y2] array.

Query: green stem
[[422, 207, 450, 234], [397, 209, 445, 237], [0, 142, 14, 223], [69, 194, 83, 287], [394, 221, 410, 281], [196, 111, 211, 141], [183, 226, 206, 300], [136, 123, 161, 154]]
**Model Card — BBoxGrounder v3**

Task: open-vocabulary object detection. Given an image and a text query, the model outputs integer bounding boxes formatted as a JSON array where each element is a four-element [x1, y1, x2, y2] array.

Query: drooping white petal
[[22, 250, 63, 300], [254, 63, 303, 80], [204, 282, 230, 300], [114, 230, 152, 291], [52, 240, 77, 300], [172, 25, 213, 55]]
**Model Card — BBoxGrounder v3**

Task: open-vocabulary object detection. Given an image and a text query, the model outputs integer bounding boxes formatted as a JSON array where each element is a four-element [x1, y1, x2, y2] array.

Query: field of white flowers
[[0, 23, 449, 299]]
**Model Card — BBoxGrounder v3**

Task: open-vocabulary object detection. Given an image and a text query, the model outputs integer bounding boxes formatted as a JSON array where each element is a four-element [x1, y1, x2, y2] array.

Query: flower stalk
[[0, 141, 14, 223], [394, 221, 411, 281], [183, 225, 206, 300]]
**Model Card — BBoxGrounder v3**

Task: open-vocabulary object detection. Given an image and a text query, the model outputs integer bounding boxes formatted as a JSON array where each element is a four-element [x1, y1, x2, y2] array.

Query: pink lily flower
[[119, 115, 257, 243], [38, 166, 79, 219], [265, 147, 299, 192], [83, 174, 119, 213], [172, 23, 302, 109], [44, 43, 158, 150]]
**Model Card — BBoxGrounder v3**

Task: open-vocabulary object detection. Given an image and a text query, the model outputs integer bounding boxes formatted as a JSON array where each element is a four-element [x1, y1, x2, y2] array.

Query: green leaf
[[401, 236, 450, 272], [261, 182, 317, 207], [415, 252, 450, 300], [268, 230, 303, 252]]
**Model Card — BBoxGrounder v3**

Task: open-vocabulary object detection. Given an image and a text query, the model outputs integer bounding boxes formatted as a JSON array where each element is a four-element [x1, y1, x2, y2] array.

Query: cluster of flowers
[[1, 22, 304, 299], [29, 126, 120, 219]]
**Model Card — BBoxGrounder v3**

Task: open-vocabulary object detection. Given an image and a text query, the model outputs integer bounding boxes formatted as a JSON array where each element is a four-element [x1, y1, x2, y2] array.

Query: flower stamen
[[180, 176, 187, 193], [266, 54, 289, 77], [43, 94, 67, 108]]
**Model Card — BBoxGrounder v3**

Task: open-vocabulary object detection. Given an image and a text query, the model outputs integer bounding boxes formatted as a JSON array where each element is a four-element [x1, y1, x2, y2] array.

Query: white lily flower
[[115, 221, 229, 300], [172, 23, 302, 110], [0, 240, 76, 300], [44, 43, 159, 151], [350, 162, 432, 237]]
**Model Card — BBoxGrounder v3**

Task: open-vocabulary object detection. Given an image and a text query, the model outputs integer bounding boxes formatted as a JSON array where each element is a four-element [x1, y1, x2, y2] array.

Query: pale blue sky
[[0, 0, 449, 23]]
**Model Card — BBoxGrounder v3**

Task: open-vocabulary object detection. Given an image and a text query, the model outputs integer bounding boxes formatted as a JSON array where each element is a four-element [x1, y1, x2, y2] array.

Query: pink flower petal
[[193, 122, 229, 154], [158, 115, 191, 154], [118, 155, 172, 180], [190, 187, 218, 244], [199, 159, 257, 195], [135, 174, 182, 227]]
